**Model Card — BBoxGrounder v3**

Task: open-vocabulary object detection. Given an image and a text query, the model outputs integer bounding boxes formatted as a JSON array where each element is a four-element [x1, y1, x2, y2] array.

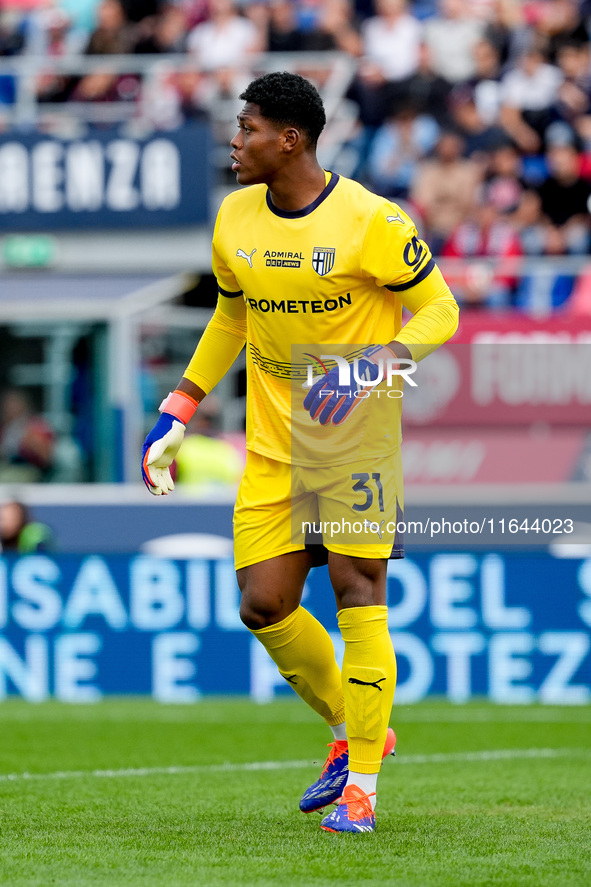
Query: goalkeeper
[[142, 72, 459, 834]]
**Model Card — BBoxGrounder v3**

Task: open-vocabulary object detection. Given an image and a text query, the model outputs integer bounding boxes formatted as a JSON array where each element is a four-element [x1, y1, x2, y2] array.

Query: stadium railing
[[0, 51, 358, 173]]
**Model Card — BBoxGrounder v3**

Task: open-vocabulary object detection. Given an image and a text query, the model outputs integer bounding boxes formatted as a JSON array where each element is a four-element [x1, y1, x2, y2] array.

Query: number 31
[[351, 472, 384, 512]]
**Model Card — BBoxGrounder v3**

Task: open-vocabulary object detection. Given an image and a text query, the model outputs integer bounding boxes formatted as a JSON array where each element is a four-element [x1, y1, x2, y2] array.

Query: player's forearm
[[395, 297, 459, 362], [176, 377, 207, 403], [396, 267, 460, 362], [182, 298, 247, 395]]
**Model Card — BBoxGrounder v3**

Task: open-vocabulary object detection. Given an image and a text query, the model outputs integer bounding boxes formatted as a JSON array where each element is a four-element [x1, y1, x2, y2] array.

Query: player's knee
[[329, 554, 387, 609], [239, 597, 283, 630], [239, 599, 265, 630], [237, 572, 269, 628]]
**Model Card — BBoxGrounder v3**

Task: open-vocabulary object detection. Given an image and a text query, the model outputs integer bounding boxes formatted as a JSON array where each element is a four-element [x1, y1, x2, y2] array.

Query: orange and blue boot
[[299, 727, 396, 814], [320, 784, 376, 833]]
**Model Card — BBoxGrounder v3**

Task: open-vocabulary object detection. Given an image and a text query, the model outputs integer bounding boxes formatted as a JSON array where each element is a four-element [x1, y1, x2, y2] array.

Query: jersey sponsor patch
[[245, 293, 352, 314], [312, 247, 335, 276], [264, 249, 303, 268], [265, 258, 302, 268]]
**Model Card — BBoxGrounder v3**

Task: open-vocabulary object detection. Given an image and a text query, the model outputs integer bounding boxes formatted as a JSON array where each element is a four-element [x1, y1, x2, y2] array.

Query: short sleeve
[[360, 203, 435, 292], [212, 205, 242, 296]]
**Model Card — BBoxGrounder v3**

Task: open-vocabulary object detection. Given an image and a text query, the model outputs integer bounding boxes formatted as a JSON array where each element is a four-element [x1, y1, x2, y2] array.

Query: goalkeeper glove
[[303, 345, 396, 426], [141, 390, 199, 495]]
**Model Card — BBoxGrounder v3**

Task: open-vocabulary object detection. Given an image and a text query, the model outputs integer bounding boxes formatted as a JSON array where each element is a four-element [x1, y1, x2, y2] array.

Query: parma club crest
[[312, 247, 335, 276]]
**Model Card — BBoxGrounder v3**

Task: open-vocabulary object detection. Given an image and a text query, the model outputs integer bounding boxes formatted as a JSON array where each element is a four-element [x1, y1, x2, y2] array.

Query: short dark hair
[[240, 72, 326, 146]]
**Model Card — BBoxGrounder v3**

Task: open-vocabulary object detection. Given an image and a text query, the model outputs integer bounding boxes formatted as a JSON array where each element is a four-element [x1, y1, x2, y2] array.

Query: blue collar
[[266, 172, 339, 219]]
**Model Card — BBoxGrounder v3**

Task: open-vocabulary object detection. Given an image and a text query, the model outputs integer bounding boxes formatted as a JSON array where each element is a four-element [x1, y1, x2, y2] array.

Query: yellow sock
[[338, 605, 396, 774], [251, 606, 346, 725]]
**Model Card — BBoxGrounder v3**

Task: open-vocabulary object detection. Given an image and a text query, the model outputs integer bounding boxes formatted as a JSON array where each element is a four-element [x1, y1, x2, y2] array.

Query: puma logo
[[386, 212, 405, 224], [363, 518, 385, 539], [236, 248, 256, 267], [348, 677, 387, 691]]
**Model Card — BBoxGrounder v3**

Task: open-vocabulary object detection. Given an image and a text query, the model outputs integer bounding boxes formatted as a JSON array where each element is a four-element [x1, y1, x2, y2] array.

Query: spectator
[[467, 37, 504, 127], [186, 0, 263, 119], [179, 0, 209, 31], [0, 6, 26, 107], [554, 39, 591, 127], [468, 0, 499, 23], [0, 500, 53, 553], [410, 130, 483, 252], [294, 0, 326, 34], [266, 0, 304, 52], [499, 44, 563, 153], [187, 0, 263, 74], [510, 188, 577, 311], [441, 198, 523, 308], [133, 3, 188, 54], [482, 141, 526, 214], [398, 40, 453, 127], [242, 1, 271, 47], [423, 0, 486, 84], [349, 0, 422, 128], [0, 389, 55, 483], [33, 9, 80, 104], [539, 140, 591, 252], [510, 187, 549, 254], [81, 0, 134, 56], [119, 0, 161, 23], [366, 103, 439, 197], [448, 86, 508, 157], [528, 0, 588, 63], [25, 3, 86, 54], [144, 63, 210, 129], [70, 0, 138, 104], [0, 10, 24, 57], [483, 0, 531, 67], [300, 0, 362, 54], [262, 0, 362, 56]]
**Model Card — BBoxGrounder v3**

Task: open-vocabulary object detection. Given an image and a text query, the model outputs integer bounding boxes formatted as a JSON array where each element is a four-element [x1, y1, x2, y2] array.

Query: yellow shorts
[[233, 450, 404, 570]]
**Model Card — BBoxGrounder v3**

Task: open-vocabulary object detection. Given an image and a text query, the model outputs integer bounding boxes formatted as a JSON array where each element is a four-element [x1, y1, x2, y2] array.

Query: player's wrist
[[366, 344, 396, 363], [383, 340, 413, 362], [158, 390, 200, 426]]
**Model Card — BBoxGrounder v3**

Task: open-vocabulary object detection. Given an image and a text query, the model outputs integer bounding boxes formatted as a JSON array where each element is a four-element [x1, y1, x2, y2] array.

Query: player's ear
[[282, 127, 300, 153]]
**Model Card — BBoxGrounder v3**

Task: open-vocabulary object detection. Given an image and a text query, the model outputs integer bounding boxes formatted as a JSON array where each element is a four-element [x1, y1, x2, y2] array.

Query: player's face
[[230, 103, 287, 186]]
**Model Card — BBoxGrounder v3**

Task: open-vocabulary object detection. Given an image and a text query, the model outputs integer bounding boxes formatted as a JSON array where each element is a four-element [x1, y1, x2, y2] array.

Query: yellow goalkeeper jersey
[[193, 172, 458, 466]]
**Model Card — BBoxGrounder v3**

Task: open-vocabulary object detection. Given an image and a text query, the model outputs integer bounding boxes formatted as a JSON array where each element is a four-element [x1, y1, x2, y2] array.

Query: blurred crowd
[[0, 387, 55, 482], [0, 0, 590, 309]]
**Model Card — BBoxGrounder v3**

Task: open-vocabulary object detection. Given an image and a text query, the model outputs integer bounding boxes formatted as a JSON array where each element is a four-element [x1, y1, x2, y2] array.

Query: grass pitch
[[0, 699, 589, 887]]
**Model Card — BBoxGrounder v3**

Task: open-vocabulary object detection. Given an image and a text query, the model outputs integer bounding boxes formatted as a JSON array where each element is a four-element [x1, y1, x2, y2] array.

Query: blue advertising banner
[[0, 123, 210, 230], [0, 551, 589, 704]]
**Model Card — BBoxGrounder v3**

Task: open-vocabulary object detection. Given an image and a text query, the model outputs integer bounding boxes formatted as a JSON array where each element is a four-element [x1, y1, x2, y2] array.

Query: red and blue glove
[[141, 390, 199, 495], [303, 345, 395, 426]]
